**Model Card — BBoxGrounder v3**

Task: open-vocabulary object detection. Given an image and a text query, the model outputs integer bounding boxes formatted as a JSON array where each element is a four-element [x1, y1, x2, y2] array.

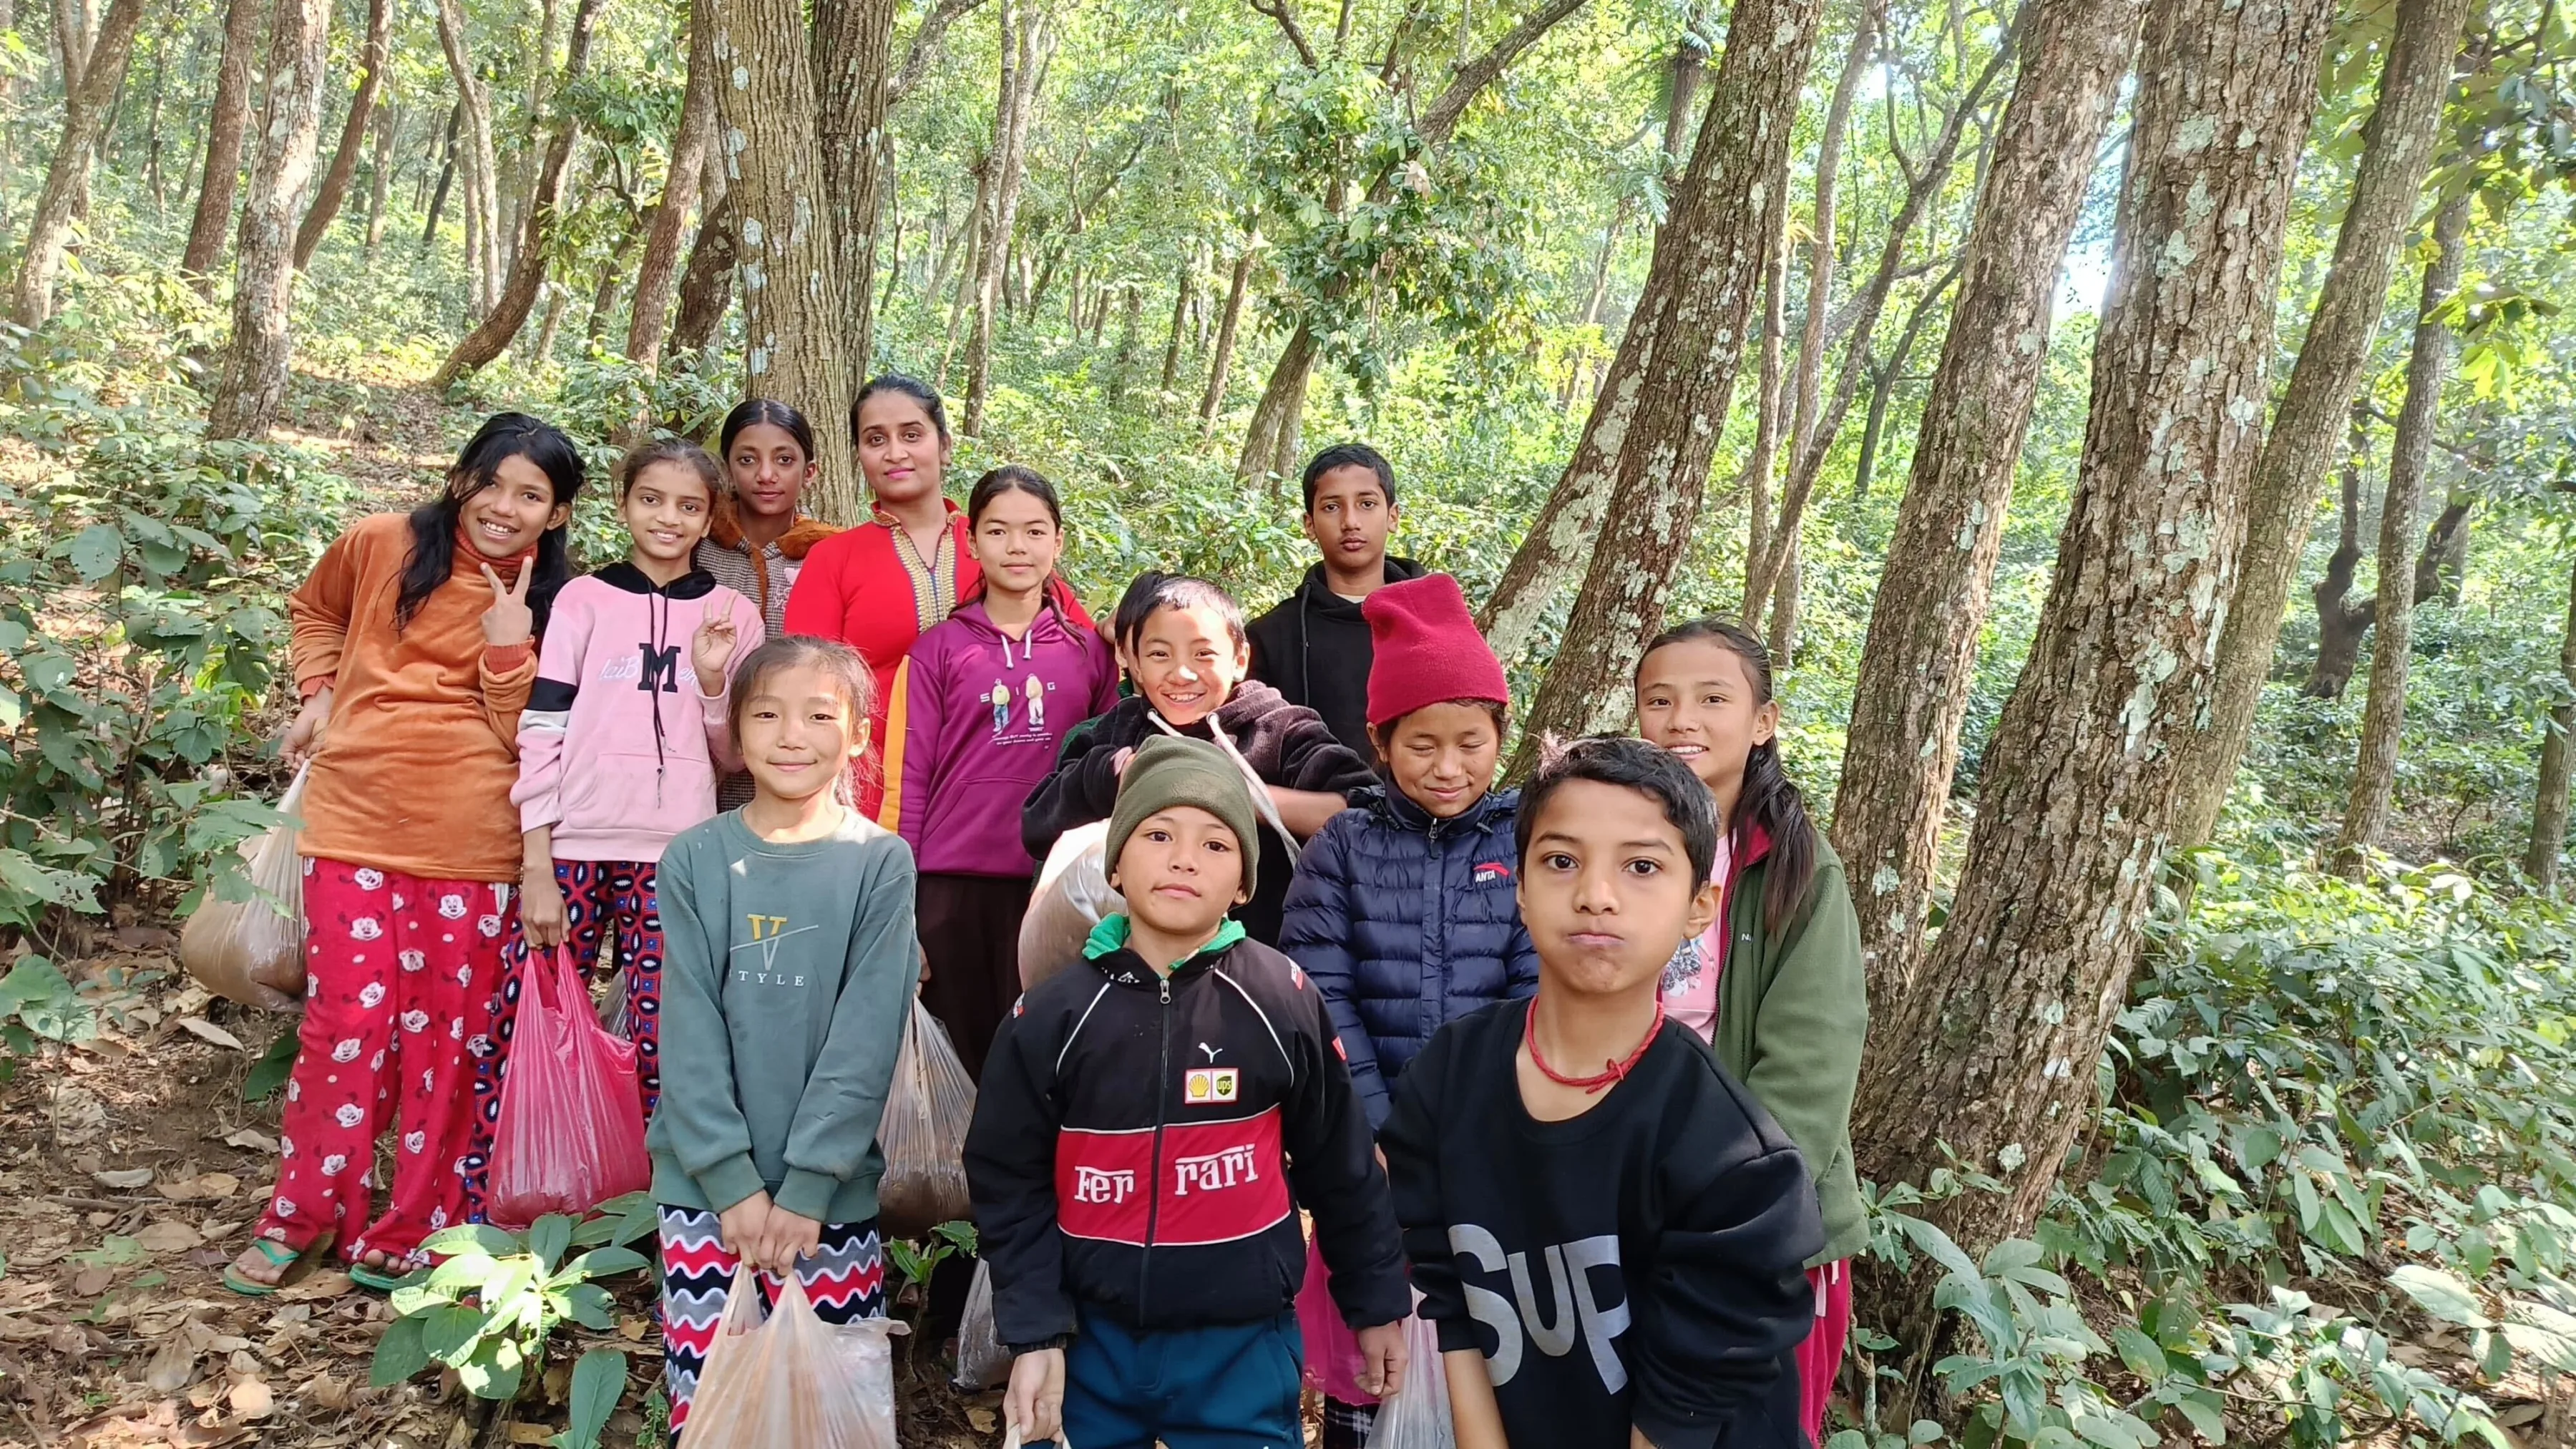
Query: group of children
[[225, 384, 1869, 1449]]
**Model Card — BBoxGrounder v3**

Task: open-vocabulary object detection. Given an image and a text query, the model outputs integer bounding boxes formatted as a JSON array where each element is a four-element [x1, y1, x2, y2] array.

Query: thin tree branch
[[1252, 0, 1322, 68], [2359, 402, 2499, 469], [889, 0, 995, 105], [1416, 0, 1590, 147]]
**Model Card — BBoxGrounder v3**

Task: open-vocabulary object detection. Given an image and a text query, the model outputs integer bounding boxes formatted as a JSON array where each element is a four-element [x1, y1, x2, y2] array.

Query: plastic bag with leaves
[[874, 999, 976, 1236], [179, 764, 311, 1012], [679, 1267, 895, 1449], [1365, 1302, 1453, 1449], [954, 1257, 1015, 1390], [1016, 821, 1121, 992]]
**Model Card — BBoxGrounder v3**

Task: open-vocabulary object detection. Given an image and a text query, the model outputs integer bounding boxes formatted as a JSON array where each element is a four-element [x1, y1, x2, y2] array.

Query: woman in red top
[[783, 374, 975, 821]]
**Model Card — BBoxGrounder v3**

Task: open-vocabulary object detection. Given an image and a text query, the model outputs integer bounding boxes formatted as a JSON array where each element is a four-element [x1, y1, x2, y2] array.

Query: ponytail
[[1637, 617, 1818, 936]]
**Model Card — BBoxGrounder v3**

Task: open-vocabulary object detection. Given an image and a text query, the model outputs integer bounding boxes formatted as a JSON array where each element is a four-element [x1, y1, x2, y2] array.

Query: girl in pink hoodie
[[889, 466, 1118, 1080], [464, 439, 766, 1214]]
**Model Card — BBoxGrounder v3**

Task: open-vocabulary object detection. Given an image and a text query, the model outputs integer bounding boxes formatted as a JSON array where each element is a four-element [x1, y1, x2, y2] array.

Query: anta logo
[[1473, 862, 1513, 884], [1185, 1067, 1239, 1104], [1448, 1224, 1630, 1393]]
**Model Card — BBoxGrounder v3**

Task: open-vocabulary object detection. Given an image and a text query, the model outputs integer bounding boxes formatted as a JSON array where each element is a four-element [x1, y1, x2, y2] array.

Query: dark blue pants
[[1062, 1307, 1305, 1449]]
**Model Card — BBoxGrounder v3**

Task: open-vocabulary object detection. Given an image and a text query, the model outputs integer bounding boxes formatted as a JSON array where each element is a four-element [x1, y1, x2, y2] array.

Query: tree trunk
[[664, 187, 736, 357], [429, 0, 600, 389], [1200, 240, 1252, 430], [964, 0, 1051, 434], [1159, 256, 1192, 393], [2526, 557, 2576, 891], [361, 99, 395, 259], [420, 102, 458, 254], [532, 278, 569, 359], [1739, 213, 1790, 619], [2167, 0, 2475, 848], [1745, 6, 1874, 620], [54, 0, 96, 233], [2416, 489, 2471, 603], [1661, 31, 1705, 175], [710, 0, 859, 514], [291, 0, 389, 268], [1237, 323, 1318, 492], [811, 0, 896, 384], [2327, 193, 2472, 877], [625, 0, 713, 371], [203, 0, 338, 439], [1742, 32, 2009, 622], [9, 0, 147, 326], [1106, 281, 1143, 402], [433, 0, 503, 311], [1849, 0, 2333, 1280], [1830, 0, 2140, 1013], [2307, 416, 2374, 701], [585, 217, 643, 341], [937, 155, 988, 389], [1506, 0, 1828, 761]]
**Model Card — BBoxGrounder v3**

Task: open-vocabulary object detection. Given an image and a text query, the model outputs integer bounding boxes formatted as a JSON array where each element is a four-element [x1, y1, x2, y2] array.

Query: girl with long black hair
[[229, 413, 585, 1294], [1633, 618, 1865, 1443]]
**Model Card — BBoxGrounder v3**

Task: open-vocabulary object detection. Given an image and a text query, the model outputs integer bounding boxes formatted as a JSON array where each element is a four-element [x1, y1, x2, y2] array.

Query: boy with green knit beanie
[[966, 735, 1411, 1448]]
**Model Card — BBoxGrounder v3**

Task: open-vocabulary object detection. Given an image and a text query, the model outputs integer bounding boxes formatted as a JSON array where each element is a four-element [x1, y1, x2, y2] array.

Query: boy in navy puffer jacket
[[1277, 572, 1535, 1447]]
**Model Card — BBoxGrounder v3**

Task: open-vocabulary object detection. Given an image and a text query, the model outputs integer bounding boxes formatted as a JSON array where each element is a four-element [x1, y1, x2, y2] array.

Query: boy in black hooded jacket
[[972, 735, 1410, 1449]]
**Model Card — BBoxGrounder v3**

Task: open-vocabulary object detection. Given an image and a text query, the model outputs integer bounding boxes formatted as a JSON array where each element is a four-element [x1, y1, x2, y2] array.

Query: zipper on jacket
[[1137, 972, 1174, 1321]]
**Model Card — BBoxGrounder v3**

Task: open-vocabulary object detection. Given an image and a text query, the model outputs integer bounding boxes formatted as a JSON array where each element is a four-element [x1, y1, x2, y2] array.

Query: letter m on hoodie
[[638, 643, 683, 693]]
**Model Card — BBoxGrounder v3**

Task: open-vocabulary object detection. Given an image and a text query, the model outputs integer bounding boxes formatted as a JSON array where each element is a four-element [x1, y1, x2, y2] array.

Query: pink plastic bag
[[486, 946, 650, 1227], [680, 1268, 896, 1449], [1297, 1231, 1377, 1405]]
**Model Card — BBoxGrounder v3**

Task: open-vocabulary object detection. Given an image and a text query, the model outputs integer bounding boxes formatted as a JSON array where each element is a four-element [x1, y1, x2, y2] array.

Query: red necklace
[[1524, 997, 1664, 1095]]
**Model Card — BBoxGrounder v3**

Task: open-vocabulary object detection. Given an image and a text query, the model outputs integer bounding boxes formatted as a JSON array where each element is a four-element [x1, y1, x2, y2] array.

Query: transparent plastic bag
[[1365, 1302, 1453, 1449], [486, 946, 650, 1227], [680, 1268, 894, 1449], [179, 765, 311, 1012], [874, 999, 976, 1236], [954, 1257, 1013, 1390], [1017, 821, 1121, 992]]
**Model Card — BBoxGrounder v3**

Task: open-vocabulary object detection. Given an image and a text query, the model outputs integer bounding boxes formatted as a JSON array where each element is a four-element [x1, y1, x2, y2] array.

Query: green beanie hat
[[1106, 736, 1262, 893]]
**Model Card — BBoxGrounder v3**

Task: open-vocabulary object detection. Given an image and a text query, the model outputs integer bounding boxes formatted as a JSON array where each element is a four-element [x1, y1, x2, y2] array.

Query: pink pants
[[1800, 1259, 1854, 1444], [250, 859, 509, 1267]]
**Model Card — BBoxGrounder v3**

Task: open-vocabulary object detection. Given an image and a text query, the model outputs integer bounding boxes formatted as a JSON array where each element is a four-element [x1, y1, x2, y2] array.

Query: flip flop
[[348, 1259, 414, 1292], [223, 1237, 311, 1297]]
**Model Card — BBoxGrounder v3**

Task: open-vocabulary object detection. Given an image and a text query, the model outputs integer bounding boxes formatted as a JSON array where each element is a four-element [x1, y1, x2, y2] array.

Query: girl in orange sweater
[[228, 414, 587, 1296]]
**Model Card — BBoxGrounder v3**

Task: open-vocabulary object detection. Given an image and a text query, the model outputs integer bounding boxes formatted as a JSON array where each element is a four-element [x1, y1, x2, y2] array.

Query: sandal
[[347, 1259, 413, 1292], [223, 1237, 319, 1297]]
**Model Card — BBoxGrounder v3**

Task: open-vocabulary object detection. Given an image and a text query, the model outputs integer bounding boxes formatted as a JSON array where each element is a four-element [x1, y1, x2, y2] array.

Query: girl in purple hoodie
[[889, 466, 1118, 1080], [465, 439, 766, 1213]]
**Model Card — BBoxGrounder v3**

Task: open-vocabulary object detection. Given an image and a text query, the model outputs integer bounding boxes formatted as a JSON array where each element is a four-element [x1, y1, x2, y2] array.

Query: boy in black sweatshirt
[[1245, 443, 1425, 761], [970, 735, 1412, 1448], [1380, 736, 1823, 1449]]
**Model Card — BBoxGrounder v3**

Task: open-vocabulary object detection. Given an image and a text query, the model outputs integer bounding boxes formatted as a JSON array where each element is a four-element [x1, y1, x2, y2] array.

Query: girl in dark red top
[[784, 375, 975, 821]]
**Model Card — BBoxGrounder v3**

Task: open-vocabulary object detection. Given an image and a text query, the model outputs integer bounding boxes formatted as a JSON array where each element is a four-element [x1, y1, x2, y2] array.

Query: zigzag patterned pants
[[656, 1204, 887, 1443]]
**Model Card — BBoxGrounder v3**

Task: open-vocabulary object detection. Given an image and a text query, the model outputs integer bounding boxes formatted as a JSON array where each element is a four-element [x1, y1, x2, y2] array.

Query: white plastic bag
[[1365, 1305, 1454, 1449], [1016, 821, 1122, 992], [831, 1314, 904, 1449], [680, 1269, 894, 1448], [954, 1257, 1013, 1390], [179, 765, 311, 1012], [874, 1000, 977, 1236]]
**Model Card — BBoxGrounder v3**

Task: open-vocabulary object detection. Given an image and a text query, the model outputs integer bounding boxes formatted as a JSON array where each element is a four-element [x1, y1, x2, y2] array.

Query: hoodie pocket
[[560, 751, 717, 841]]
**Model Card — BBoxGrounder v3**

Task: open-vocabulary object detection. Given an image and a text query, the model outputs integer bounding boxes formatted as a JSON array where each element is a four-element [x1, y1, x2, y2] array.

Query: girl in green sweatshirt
[[1634, 618, 1868, 1445], [646, 636, 921, 1443]]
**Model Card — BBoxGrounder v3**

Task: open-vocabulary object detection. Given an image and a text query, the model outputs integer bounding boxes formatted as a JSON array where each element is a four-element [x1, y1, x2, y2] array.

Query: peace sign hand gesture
[[693, 611, 740, 696], [479, 556, 536, 646]]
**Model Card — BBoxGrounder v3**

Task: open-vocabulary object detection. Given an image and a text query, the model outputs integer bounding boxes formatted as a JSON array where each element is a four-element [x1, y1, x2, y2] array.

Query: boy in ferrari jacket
[[965, 735, 1411, 1448]]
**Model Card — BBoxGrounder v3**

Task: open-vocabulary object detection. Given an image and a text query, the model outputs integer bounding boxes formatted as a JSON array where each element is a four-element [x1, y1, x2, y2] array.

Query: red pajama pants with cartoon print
[[251, 859, 511, 1267], [462, 859, 665, 1214]]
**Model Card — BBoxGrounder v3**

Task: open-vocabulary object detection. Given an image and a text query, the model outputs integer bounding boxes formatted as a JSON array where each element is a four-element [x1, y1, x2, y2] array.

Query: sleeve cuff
[[484, 642, 534, 673], [694, 1153, 769, 1214], [772, 1167, 841, 1221], [1003, 1333, 1075, 1355], [298, 674, 333, 700], [1434, 1314, 1480, 1355]]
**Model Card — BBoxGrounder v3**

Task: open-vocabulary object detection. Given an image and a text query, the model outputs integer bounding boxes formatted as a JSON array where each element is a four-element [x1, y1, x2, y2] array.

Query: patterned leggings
[[657, 1204, 887, 1443], [253, 861, 509, 1267], [463, 859, 665, 1214]]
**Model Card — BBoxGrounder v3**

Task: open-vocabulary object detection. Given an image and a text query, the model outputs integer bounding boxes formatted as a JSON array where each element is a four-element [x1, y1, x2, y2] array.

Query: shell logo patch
[[1184, 1067, 1240, 1104]]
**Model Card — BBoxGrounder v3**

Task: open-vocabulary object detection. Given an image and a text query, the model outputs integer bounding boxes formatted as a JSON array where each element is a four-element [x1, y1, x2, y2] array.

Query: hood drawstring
[[649, 590, 669, 806]]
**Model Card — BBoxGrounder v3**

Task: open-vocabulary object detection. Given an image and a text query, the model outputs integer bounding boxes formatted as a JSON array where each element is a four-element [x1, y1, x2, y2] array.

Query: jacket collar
[[593, 560, 719, 600], [1728, 818, 1775, 878], [1083, 914, 1248, 988], [1292, 556, 1427, 618], [1363, 781, 1507, 837]]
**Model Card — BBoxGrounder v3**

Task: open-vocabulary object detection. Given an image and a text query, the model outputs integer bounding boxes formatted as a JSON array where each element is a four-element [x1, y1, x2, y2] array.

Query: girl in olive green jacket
[[1634, 617, 1865, 1446]]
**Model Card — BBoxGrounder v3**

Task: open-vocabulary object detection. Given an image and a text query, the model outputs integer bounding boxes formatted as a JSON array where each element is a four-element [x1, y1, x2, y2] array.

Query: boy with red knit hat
[[1279, 571, 1536, 1447]]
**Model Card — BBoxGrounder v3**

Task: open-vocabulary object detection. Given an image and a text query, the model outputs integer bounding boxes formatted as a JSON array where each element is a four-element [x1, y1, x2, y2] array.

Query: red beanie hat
[[1363, 572, 1509, 728]]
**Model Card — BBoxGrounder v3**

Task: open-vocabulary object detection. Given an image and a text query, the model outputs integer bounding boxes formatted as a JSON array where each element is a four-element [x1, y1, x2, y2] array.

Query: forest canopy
[[4, 0, 2576, 1443]]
